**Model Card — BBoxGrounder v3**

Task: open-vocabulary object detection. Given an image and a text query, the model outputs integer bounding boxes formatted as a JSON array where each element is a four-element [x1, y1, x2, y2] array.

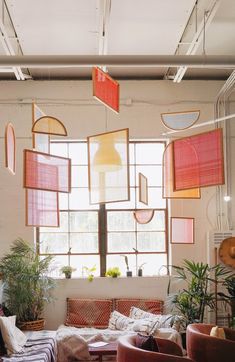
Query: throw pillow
[[210, 326, 226, 339], [136, 333, 159, 352], [129, 307, 173, 328], [108, 311, 159, 334], [0, 315, 27, 355], [108, 311, 134, 330]]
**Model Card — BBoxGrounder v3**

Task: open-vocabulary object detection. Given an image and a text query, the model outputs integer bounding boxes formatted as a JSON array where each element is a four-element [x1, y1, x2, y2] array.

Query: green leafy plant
[[105, 267, 121, 278], [167, 259, 230, 327], [218, 274, 235, 326], [0, 238, 55, 323], [60, 265, 76, 278], [82, 265, 96, 282]]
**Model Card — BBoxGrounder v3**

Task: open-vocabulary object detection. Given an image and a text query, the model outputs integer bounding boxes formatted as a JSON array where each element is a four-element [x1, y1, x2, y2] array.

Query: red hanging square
[[173, 129, 224, 190], [24, 149, 71, 193], [92, 67, 119, 113], [26, 189, 59, 227]]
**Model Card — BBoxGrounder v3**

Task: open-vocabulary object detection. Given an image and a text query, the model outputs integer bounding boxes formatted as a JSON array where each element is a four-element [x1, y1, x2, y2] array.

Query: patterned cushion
[[108, 311, 159, 335], [115, 299, 164, 316], [65, 298, 113, 328], [130, 307, 186, 332]]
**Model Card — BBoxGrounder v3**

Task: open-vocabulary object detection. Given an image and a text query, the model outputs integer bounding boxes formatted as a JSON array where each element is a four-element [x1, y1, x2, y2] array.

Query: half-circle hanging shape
[[32, 116, 67, 136], [5, 122, 16, 175], [161, 110, 200, 131], [133, 210, 154, 224]]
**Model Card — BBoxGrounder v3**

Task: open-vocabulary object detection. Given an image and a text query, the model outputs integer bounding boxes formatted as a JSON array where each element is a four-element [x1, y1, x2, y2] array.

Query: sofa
[[187, 323, 235, 362], [117, 334, 194, 362]]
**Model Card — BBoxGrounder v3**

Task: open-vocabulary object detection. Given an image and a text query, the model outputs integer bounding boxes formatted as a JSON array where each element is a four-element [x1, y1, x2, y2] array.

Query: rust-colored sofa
[[187, 323, 235, 362], [117, 334, 194, 362]]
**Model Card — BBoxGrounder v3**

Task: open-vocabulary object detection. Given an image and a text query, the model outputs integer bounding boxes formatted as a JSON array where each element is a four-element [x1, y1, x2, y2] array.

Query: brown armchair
[[117, 334, 194, 362], [187, 323, 235, 362]]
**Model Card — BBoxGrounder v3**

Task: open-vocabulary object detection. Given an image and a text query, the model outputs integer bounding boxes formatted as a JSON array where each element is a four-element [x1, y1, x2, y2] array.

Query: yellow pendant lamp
[[93, 135, 122, 172]]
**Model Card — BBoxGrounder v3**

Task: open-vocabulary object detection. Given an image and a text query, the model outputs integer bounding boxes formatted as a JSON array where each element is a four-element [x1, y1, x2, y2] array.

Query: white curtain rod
[[162, 113, 235, 136], [0, 55, 234, 68]]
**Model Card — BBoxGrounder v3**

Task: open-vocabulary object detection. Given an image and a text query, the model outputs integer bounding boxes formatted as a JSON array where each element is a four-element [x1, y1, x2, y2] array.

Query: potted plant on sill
[[121, 255, 132, 277], [105, 267, 121, 278], [60, 265, 76, 279], [0, 238, 55, 331]]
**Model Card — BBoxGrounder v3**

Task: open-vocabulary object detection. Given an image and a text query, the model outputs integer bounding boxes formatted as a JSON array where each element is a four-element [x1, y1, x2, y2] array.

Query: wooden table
[[89, 341, 117, 361]]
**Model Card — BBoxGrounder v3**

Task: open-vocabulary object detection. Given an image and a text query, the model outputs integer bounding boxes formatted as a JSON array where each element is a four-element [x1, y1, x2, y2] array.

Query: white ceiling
[[0, 0, 234, 80]]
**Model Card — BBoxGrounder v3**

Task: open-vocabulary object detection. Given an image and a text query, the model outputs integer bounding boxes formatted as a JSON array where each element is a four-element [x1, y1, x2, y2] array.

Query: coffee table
[[89, 341, 118, 361]]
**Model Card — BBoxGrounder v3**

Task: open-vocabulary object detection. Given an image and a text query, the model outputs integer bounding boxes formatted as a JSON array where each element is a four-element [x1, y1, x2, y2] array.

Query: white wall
[[0, 79, 232, 329]]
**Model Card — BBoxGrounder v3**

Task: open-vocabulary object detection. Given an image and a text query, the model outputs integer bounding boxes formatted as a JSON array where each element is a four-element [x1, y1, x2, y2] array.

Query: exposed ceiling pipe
[[0, 55, 234, 68]]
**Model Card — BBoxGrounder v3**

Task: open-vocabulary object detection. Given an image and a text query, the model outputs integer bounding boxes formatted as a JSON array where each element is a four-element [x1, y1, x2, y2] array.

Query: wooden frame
[[92, 67, 120, 113], [32, 115, 67, 136], [23, 149, 71, 193], [161, 110, 200, 131], [139, 173, 148, 205], [87, 128, 130, 205], [5, 122, 16, 175], [173, 128, 225, 191], [32, 103, 50, 153], [25, 189, 60, 227], [170, 217, 195, 244]]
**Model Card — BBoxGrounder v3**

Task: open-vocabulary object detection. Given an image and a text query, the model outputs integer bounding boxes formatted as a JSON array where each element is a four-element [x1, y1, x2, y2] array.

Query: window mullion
[[99, 204, 107, 276]]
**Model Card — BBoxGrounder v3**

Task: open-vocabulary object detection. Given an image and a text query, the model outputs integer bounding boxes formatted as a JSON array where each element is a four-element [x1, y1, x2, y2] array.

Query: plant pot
[[126, 271, 132, 277], [138, 269, 143, 277], [65, 272, 71, 279], [18, 318, 45, 331]]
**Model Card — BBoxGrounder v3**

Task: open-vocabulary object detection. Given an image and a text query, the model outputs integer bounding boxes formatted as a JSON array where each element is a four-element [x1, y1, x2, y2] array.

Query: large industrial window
[[38, 141, 168, 277]]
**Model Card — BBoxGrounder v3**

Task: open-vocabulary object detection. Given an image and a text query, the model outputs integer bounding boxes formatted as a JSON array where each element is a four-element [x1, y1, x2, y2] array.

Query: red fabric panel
[[65, 298, 113, 328], [115, 299, 164, 317], [26, 189, 59, 227], [93, 67, 119, 113], [24, 149, 71, 193], [5, 123, 16, 174], [173, 129, 224, 190], [171, 217, 194, 244]]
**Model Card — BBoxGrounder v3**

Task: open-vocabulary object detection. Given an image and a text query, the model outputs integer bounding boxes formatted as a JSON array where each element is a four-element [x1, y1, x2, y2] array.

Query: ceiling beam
[[173, 0, 221, 82], [0, 54, 234, 68]]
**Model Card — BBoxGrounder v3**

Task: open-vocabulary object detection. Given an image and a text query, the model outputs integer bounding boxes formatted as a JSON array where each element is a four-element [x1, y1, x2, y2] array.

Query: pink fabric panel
[[26, 189, 59, 227], [171, 218, 194, 244], [93, 67, 119, 112], [24, 149, 71, 193], [173, 129, 224, 190]]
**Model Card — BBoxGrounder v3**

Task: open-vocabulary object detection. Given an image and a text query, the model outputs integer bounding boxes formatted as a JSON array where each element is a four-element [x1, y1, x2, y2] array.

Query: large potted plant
[[166, 259, 230, 348], [0, 238, 55, 330], [218, 274, 235, 328]]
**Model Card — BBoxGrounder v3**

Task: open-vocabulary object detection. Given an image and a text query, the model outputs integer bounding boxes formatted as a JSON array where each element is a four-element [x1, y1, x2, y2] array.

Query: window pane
[[129, 143, 135, 165], [50, 143, 68, 157], [59, 192, 68, 210], [137, 232, 166, 252], [107, 211, 135, 231], [106, 188, 135, 209], [129, 166, 136, 187], [137, 254, 167, 276], [72, 166, 88, 187], [108, 232, 136, 252], [39, 233, 69, 253], [137, 210, 165, 231], [70, 211, 98, 232], [49, 255, 69, 277], [136, 165, 162, 186], [69, 188, 98, 210], [106, 254, 136, 276], [69, 143, 88, 165], [41, 212, 68, 233], [136, 143, 164, 164], [70, 255, 100, 277], [70, 233, 98, 253], [136, 187, 166, 209]]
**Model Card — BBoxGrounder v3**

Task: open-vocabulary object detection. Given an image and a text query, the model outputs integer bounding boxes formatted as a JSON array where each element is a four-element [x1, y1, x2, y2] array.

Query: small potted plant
[[137, 263, 146, 277], [105, 267, 121, 278], [82, 265, 96, 282], [61, 265, 76, 279], [121, 255, 132, 277]]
